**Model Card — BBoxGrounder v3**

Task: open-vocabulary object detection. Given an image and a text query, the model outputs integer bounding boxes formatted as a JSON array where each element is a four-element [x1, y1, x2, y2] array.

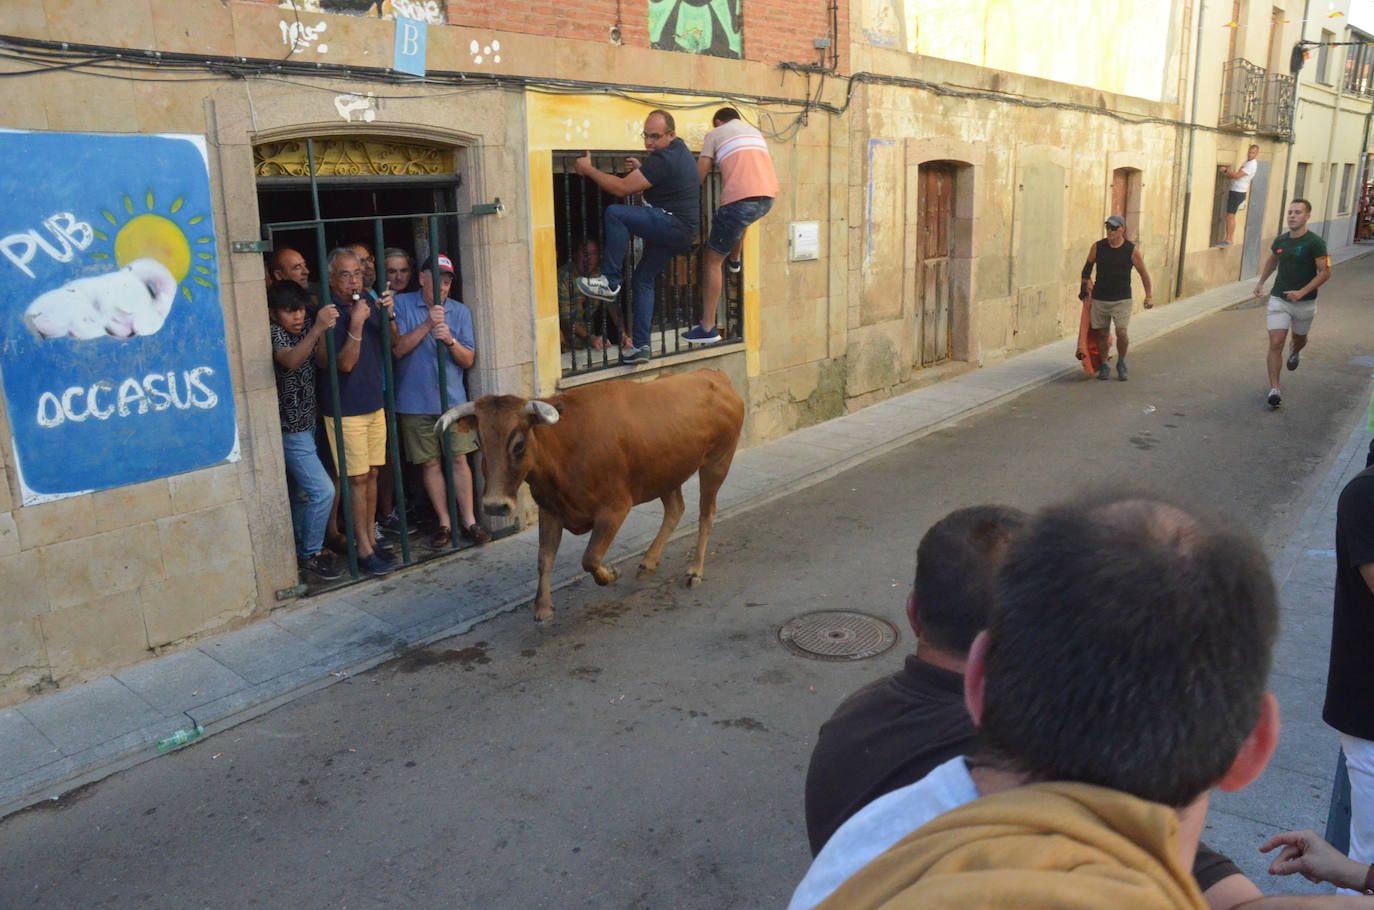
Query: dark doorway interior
[[257, 180, 463, 293]]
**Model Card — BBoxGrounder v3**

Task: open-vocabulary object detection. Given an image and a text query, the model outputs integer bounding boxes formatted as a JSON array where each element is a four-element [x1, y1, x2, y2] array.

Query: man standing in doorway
[[391, 254, 490, 549], [1078, 214, 1153, 381], [573, 109, 700, 366], [1220, 144, 1260, 246], [270, 247, 311, 291], [1253, 198, 1331, 409], [687, 107, 779, 345], [318, 247, 396, 577]]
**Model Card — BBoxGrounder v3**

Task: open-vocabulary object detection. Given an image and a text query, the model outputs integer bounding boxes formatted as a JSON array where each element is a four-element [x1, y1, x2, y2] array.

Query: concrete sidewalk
[[2, 250, 1370, 820]]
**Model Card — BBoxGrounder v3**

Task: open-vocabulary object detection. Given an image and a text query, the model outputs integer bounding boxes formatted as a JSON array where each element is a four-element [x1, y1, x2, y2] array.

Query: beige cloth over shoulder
[[814, 780, 1207, 910]]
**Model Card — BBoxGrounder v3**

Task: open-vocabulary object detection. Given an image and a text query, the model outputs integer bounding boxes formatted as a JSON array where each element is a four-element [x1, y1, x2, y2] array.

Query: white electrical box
[[789, 221, 821, 261]]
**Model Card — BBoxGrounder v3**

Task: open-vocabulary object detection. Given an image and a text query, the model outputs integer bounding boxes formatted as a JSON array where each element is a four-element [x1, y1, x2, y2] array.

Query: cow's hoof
[[593, 566, 620, 586], [684, 572, 703, 588], [636, 563, 658, 579], [534, 612, 553, 624]]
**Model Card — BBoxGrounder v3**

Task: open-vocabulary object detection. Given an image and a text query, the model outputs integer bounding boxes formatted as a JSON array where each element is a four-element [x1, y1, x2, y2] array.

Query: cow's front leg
[[639, 487, 685, 578], [582, 508, 629, 586], [534, 508, 564, 622]]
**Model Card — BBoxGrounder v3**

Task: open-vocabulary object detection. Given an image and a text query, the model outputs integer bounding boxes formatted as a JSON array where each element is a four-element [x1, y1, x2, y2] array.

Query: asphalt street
[[1, 254, 1371, 909]]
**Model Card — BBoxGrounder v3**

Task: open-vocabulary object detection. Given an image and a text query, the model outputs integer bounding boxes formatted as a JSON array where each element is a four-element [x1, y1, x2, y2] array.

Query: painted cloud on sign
[[25, 258, 177, 340]]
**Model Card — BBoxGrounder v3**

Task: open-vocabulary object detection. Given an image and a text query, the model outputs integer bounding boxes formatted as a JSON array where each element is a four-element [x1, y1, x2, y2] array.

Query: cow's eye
[[510, 434, 525, 459]]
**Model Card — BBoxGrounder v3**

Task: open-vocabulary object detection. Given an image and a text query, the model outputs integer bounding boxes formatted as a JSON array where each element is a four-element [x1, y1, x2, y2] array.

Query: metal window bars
[[553, 150, 744, 376], [261, 138, 489, 586]]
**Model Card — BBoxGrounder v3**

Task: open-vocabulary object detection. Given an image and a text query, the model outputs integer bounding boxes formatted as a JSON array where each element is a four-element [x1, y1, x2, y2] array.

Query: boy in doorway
[[268, 280, 343, 582]]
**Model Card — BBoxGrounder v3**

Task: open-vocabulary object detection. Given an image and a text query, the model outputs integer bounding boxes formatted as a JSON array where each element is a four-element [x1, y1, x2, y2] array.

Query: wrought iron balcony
[[1258, 73, 1295, 138], [1219, 58, 1264, 131], [1219, 58, 1294, 138]]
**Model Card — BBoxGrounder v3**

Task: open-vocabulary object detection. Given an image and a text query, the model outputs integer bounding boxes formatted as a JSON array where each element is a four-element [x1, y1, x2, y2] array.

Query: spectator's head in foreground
[[909, 505, 1028, 660], [967, 495, 1280, 807]]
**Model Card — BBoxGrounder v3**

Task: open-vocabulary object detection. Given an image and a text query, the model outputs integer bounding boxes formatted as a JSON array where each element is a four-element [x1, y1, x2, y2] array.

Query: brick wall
[[234, 0, 847, 71]]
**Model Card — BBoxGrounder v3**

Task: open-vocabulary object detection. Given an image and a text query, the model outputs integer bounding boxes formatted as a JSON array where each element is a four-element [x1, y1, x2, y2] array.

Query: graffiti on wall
[[649, 0, 742, 58], [279, 0, 446, 26], [0, 132, 238, 505]]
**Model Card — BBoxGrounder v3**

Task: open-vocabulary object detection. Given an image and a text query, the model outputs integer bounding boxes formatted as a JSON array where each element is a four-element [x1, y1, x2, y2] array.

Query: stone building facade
[[0, 0, 1355, 704]]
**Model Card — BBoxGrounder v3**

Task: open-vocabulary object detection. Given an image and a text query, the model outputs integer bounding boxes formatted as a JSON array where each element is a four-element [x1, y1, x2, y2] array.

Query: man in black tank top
[[1079, 215, 1154, 381]]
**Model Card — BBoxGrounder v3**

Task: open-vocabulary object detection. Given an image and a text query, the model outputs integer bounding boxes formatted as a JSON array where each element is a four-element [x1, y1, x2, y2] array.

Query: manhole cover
[[777, 611, 899, 661]]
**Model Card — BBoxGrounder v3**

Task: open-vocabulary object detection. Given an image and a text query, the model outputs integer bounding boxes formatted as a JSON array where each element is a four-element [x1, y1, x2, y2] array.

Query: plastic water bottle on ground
[[156, 724, 203, 753]]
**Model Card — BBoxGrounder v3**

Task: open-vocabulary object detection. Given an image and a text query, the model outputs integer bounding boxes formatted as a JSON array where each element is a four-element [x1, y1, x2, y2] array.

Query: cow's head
[[435, 395, 560, 518]]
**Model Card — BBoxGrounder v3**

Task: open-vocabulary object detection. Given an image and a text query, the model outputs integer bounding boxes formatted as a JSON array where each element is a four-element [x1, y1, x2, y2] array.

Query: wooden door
[[917, 164, 954, 367]]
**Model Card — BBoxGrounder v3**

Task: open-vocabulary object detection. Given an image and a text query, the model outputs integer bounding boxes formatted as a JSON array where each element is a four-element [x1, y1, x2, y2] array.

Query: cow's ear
[[525, 400, 560, 426]]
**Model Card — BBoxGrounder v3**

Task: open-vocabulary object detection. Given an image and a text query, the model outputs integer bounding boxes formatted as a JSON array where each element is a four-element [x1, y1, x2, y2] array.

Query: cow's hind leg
[[637, 487, 685, 578], [686, 448, 735, 587], [582, 508, 629, 586], [534, 509, 564, 623]]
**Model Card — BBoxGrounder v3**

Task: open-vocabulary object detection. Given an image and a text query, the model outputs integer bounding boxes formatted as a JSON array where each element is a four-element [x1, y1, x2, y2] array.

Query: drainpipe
[[1320, 31, 1348, 241], [1175, 0, 1207, 298], [1277, 0, 1312, 233]]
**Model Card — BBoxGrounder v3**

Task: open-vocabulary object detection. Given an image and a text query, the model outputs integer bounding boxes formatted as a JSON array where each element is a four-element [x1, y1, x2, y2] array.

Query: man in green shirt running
[[1253, 198, 1331, 409]]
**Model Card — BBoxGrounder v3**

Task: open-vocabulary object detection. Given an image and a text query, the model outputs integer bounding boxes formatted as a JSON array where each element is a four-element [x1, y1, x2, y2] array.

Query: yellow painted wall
[[859, 0, 1179, 101], [523, 93, 762, 397]]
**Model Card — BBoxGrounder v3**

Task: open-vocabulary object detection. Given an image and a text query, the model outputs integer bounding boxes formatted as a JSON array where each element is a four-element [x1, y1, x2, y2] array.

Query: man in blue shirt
[[574, 109, 701, 365], [319, 247, 395, 577], [391, 254, 490, 549]]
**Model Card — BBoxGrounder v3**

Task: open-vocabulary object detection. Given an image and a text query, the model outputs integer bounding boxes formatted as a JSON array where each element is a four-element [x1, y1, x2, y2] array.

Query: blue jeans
[[282, 429, 335, 560], [707, 196, 773, 255], [602, 203, 695, 348]]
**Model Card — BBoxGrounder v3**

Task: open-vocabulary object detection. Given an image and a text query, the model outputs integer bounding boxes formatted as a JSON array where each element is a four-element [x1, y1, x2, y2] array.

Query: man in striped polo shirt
[[685, 107, 780, 345]]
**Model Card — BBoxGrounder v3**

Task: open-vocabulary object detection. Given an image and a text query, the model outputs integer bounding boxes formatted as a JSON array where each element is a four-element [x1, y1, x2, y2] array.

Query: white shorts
[[1266, 295, 1316, 335]]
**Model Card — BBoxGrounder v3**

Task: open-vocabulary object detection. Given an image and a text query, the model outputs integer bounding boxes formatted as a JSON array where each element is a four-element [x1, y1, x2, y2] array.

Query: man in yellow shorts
[[319, 247, 395, 576]]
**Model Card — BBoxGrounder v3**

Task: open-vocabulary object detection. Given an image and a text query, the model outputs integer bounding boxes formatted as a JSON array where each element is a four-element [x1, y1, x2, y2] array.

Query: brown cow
[[435, 369, 745, 622]]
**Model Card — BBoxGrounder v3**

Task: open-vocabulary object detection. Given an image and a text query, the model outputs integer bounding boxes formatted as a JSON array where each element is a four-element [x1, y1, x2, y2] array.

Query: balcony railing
[[1259, 73, 1295, 138], [1219, 58, 1295, 138], [1219, 58, 1264, 131]]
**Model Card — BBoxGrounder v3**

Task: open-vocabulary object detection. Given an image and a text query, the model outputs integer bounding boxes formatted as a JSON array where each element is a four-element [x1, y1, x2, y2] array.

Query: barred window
[[552, 151, 744, 377]]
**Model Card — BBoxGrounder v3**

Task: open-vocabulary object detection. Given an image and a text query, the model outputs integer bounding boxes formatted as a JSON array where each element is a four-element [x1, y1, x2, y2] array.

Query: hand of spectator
[[316, 304, 338, 331], [428, 304, 446, 327], [624, 156, 642, 172], [349, 294, 371, 325], [377, 289, 394, 316], [1260, 828, 1371, 890], [1284, 290, 1304, 303], [1254, 283, 1266, 298], [573, 151, 594, 176], [431, 322, 453, 345]]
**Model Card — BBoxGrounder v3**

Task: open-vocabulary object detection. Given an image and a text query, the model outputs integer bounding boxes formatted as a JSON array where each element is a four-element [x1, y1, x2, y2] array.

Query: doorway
[[916, 162, 955, 367], [1111, 167, 1142, 240]]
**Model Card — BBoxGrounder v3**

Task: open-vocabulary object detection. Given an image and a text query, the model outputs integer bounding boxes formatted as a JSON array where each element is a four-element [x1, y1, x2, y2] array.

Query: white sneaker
[[576, 275, 621, 301]]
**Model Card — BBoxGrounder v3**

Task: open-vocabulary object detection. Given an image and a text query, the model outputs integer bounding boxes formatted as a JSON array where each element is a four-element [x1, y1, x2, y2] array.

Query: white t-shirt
[[787, 756, 979, 910], [1230, 158, 1257, 193]]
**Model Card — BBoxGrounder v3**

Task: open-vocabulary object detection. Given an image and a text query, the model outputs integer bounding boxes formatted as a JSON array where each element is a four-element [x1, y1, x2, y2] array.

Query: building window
[[1341, 163, 1355, 214], [552, 151, 742, 377], [1295, 161, 1309, 199], [1346, 36, 1374, 95], [1317, 29, 1334, 84]]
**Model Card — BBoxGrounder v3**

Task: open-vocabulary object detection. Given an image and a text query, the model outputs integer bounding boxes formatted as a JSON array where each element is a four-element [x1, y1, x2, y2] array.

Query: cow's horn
[[525, 400, 559, 425], [435, 401, 478, 436]]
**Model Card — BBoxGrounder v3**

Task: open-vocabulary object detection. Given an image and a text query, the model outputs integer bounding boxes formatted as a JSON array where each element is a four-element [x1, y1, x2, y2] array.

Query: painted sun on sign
[[24, 190, 218, 343], [0, 131, 238, 504]]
